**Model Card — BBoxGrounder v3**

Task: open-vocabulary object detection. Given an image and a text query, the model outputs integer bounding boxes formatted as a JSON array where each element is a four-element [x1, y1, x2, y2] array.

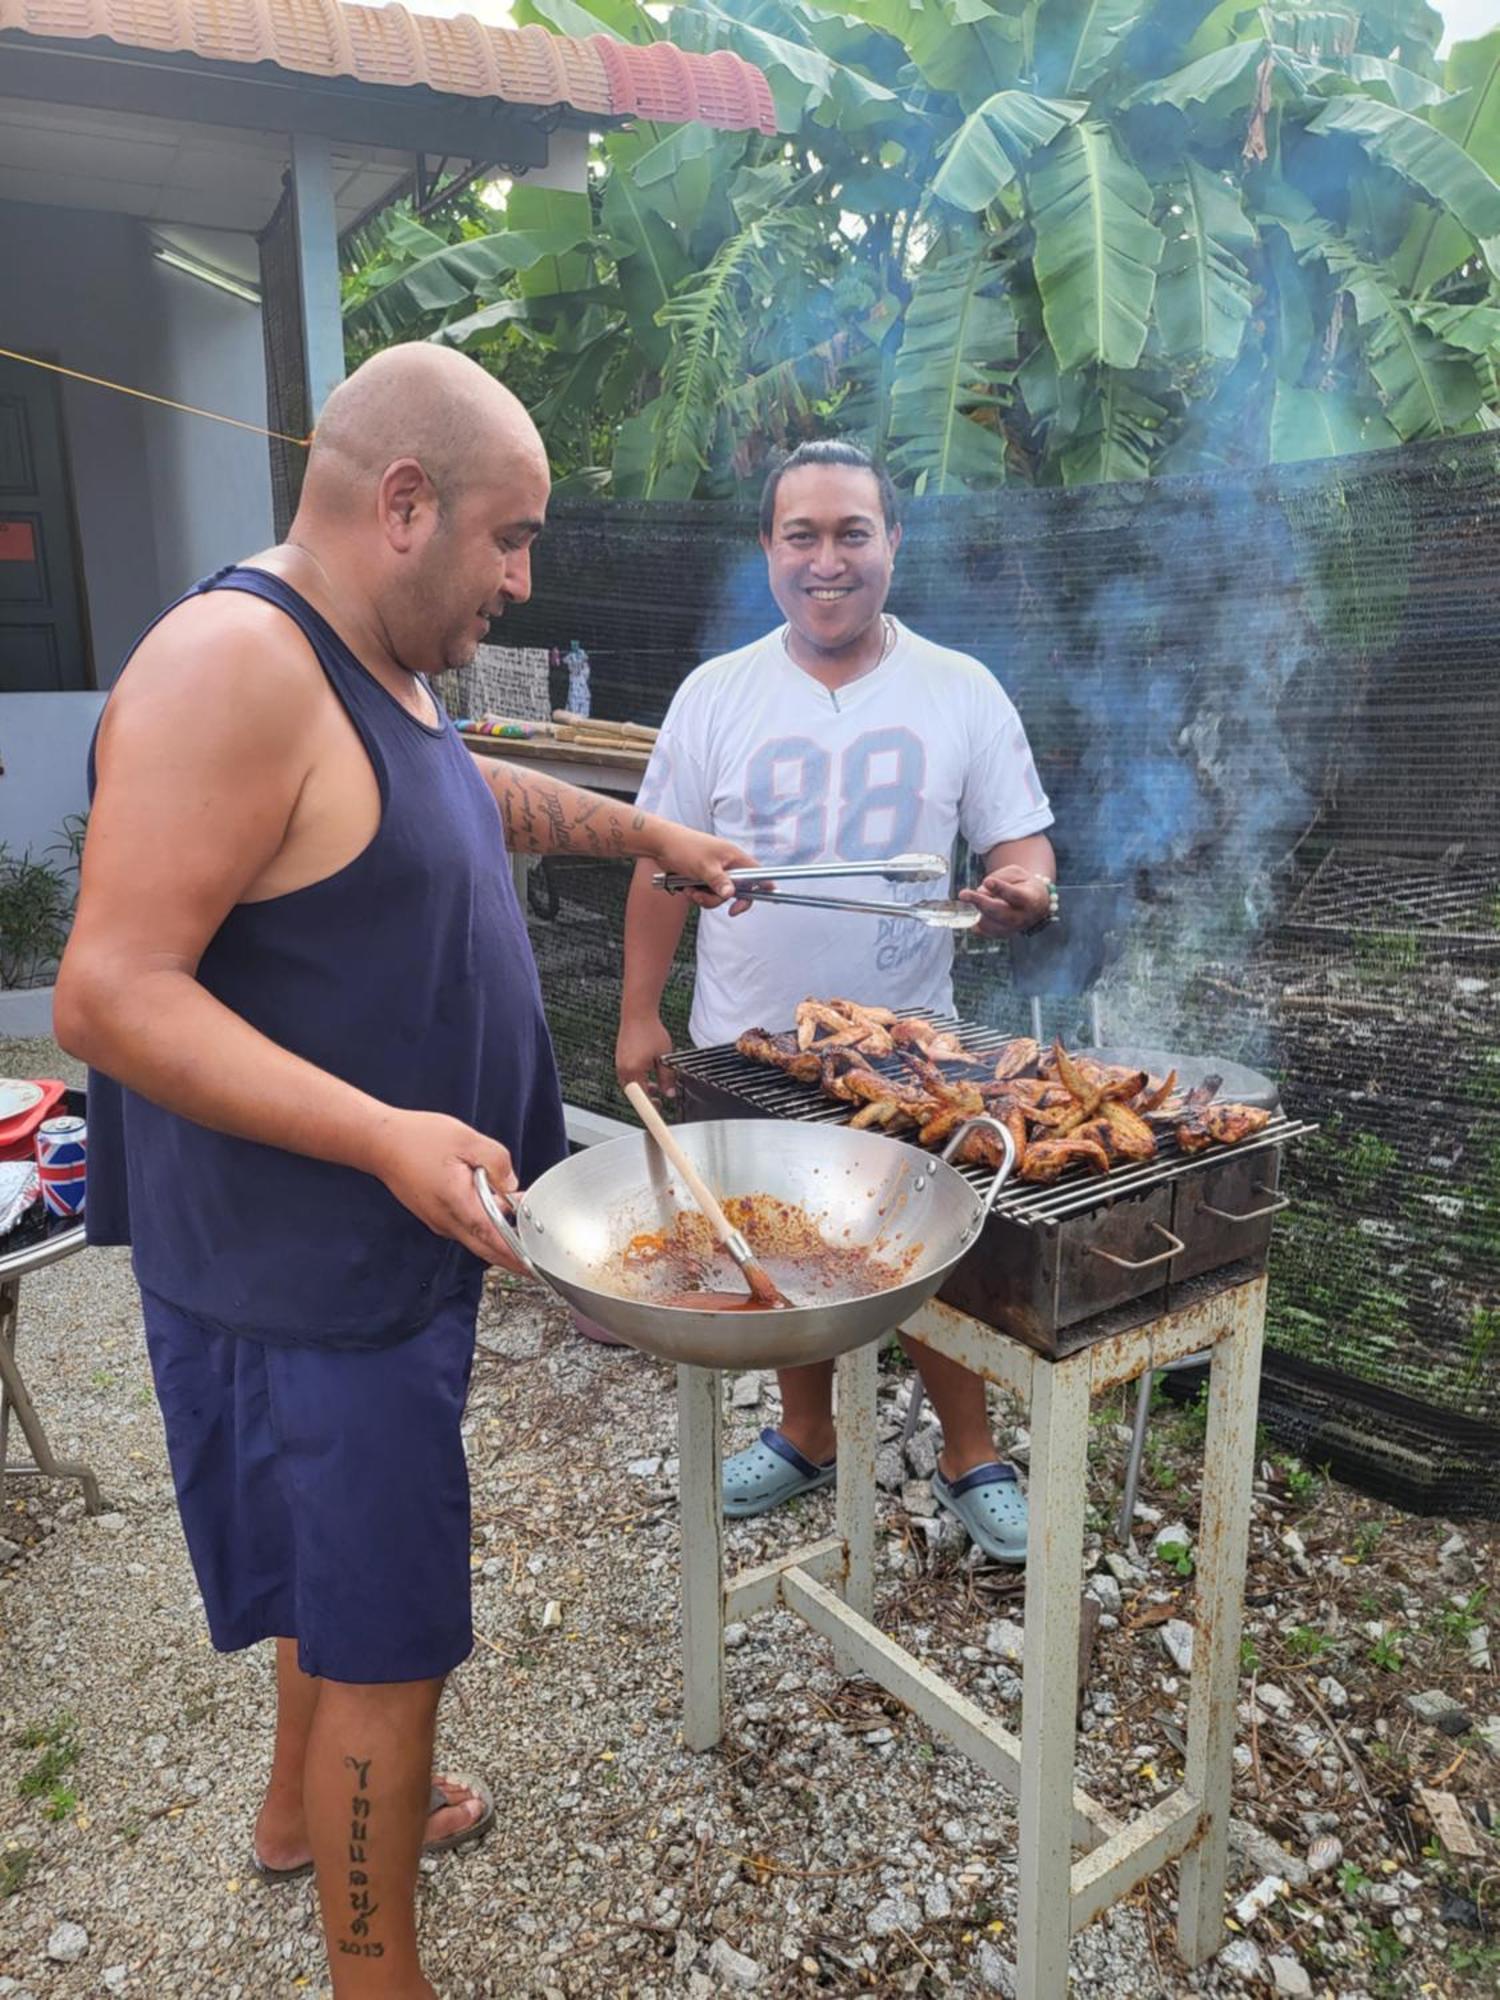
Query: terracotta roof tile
[[0, 0, 780, 132]]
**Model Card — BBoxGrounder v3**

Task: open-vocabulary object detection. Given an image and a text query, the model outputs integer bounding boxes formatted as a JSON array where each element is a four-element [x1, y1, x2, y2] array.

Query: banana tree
[[341, 0, 1500, 492]]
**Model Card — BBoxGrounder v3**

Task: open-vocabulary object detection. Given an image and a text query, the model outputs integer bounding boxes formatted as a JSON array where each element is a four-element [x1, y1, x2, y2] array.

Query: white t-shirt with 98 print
[[635, 621, 1054, 1049]]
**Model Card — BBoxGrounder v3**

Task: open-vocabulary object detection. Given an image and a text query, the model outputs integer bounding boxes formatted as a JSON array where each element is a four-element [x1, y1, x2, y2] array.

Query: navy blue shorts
[[141, 1278, 481, 1684]]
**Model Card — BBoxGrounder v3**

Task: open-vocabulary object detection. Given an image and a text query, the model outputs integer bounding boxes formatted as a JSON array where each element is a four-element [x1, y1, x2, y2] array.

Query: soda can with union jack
[[37, 1114, 87, 1219]]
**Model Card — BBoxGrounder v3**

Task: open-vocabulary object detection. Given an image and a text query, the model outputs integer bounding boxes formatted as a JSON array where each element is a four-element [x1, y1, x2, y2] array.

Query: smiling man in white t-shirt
[[616, 441, 1055, 1564]]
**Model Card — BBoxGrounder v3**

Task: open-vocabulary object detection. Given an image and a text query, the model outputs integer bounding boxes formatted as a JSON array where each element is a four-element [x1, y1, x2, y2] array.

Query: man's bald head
[[285, 344, 550, 680], [304, 344, 546, 514]]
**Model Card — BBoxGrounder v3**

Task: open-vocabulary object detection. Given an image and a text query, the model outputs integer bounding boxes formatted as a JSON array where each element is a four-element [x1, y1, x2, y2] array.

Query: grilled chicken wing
[[889, 1016, 970, 1062], [735, 1028, 823, 1082], [992, 1036, 1041, 1082], [1020, 1131, 1113, 1181], [1174, 1095, 1269, 1152]]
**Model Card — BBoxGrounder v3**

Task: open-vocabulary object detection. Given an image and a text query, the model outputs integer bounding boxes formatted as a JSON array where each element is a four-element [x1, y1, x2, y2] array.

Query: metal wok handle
[[473, 1167, 540, 1278], [939, 1116, 1018, 1226], [1088, 1222, 1184, 1272], [1200, 1182, 1290, 1224]]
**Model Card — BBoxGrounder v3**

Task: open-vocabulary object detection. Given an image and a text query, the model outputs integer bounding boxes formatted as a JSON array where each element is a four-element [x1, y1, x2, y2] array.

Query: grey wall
[[142, 236, 273, 600], [0, 691, 105, 857], [0, 199, 163, 683], [0, 198, 273, 685], [1, 200, 275, 861]]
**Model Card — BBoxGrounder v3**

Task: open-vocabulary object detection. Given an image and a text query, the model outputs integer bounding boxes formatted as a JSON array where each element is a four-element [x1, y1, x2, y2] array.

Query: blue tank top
[[85, 566, 567, 1348]]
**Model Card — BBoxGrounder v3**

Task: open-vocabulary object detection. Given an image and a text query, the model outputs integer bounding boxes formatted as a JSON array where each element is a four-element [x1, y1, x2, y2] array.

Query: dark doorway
[[0, 354, 90, 691]]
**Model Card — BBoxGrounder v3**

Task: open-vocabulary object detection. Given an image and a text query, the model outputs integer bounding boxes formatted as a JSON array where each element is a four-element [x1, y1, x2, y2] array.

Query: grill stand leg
[[0, 1276, 103, 1517], [835, 1340, 879, 1642], [677, 1363, 723, 1751], [1176, 1291, 1266, 1965], [1015, 1347, 1091, 2000]]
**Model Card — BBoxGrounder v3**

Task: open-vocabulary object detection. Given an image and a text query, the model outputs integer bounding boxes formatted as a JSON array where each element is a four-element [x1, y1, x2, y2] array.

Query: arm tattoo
[[491, 765, 650, 860], [338, 1755, 383, 1958]]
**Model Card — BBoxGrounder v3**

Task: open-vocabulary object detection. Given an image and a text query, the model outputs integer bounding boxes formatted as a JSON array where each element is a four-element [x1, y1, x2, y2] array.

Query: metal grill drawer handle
[[1200, 1182, 1290, 1224], [1087, 1222, 1184, 1272]]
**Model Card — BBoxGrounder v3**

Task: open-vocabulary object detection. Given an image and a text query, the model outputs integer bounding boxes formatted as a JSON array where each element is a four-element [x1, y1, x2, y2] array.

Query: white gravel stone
[[1406, 1687, 1467, 1727], [1151, 1520, 1193, 1557], [1218, 1937, 1265, 1980], [901, 1478, 938, 1518], [975, 1940, 1017, 1994], [922, 1880, 953, 1921], [904, 1427, 940, 1479], [1268, 1953, 1313, 1996], [706, 1938, 763, 1989], [46, 1922, 89, 1964], [985, 1619, 1025, 1665], [1160, 1619, 1195, 1672], [1085, 1573, 1122, 1618], [626, 1456, 662, 1478], [723, 1621, 749, 1650], [867, 1891, 921, 1938], [1256, 1682, 1294, 1718], [730, 1373, 762, 1409]]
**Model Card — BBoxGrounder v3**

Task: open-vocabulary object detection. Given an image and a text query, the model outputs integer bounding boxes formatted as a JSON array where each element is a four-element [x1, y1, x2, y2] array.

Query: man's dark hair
[[758, 440, 900, 538]]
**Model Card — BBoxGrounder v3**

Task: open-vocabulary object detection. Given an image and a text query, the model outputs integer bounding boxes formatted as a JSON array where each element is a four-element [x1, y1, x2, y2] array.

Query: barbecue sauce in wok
[[612, 1196, 917, 1314]]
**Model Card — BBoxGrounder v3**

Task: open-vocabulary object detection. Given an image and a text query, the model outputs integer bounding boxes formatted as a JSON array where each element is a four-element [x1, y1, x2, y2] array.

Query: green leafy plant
[[1157, 1539, 1195, 1577], [342, 1, 1500, 498], [1436, 1586, 1489, 1648], [15, 1715, 80, 1821], [1368, 1630, 1405, 1671], [0, 844, 73, 990], [1286, 1624, 1333, 1659], [1352, 1520, 1386, 1563], [1339, 1860, 1372, 1899]]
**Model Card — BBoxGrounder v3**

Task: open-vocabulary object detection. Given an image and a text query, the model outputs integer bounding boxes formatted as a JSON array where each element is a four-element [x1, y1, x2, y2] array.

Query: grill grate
[[669, 1013, 1316, 1229]]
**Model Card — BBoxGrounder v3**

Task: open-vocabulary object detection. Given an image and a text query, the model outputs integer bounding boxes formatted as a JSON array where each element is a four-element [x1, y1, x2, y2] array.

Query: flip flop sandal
[[250, 1776, 495, 1885], [931, 1461, 1029, 1565], [723, 1428, 836, 1518]]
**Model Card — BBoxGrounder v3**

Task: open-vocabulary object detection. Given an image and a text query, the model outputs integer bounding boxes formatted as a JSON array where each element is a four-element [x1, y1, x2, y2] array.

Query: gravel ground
[[1, 1034, 1495, 1999]]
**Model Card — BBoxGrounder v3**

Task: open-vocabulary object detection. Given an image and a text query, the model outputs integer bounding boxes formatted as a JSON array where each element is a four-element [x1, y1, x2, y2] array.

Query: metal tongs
[[651, 852, 980, 931]]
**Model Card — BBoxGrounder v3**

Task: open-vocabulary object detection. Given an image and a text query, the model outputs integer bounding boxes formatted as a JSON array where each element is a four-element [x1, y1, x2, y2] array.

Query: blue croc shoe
[[931, 1461, 1028, 1564], [723, 1428, 836, 1518]]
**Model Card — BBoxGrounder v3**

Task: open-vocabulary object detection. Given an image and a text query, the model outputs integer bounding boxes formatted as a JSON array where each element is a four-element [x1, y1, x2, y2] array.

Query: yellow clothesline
[[0, 346, 313, 450]]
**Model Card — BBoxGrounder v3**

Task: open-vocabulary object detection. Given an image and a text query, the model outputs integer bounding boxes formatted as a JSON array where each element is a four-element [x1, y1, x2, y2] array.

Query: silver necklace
[[782, 614, 897, 670]]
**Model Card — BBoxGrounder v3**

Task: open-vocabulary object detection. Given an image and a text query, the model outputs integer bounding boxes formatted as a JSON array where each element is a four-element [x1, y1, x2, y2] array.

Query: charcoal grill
[[670, 1013, 1313, 1356], [662, 1015, 1309, 1999]]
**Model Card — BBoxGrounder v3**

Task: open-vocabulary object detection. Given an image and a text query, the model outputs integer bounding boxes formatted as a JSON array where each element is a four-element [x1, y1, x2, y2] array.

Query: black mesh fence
[[474, 434, 1500, 1516]]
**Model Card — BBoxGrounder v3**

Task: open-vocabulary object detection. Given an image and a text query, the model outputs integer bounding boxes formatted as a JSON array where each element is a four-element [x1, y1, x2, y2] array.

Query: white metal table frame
[[0, 1218, 102, 1516], [675, 1272, 1267, 2000]]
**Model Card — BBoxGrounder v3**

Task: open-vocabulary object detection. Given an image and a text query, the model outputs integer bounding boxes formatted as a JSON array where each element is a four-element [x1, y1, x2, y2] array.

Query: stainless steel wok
[[474, 1116, 1015, 1370]]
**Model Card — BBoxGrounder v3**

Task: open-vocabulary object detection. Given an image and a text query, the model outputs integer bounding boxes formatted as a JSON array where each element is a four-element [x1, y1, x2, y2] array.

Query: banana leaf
[[1395, 28, 1500, 291], [931, 91, 1086, 211], [1268, 383, 1398, 461], [1059, 368, 1167, 483], [1154, 159, 1256, 363], [1036, 0, 1143, 98], [1028, 123, 1163, 372], [344, 225, 604, 340], [886, 239, 1016, 489], [1307, 97, 1500, 271]]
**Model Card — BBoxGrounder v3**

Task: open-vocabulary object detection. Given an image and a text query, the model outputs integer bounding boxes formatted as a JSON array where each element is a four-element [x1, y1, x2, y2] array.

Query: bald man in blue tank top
[[54, 344, 756, 1998]]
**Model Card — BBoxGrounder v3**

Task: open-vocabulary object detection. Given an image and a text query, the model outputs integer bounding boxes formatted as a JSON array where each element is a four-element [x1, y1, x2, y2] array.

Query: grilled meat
[[1177, 1101, 1271, 1152], [795, 998, 896, 1057], [889, 1016, 970, 1062], [735, 1028, 822, 1082], [1020, 1131, 1113, 1181], [734, 1012, 1270, 1186], [992, 1036, 1041, 1082]]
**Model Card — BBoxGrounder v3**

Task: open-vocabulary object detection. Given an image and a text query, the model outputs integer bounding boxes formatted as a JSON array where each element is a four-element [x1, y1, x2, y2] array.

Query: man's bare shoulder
[[103, 584, 326, 748]]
